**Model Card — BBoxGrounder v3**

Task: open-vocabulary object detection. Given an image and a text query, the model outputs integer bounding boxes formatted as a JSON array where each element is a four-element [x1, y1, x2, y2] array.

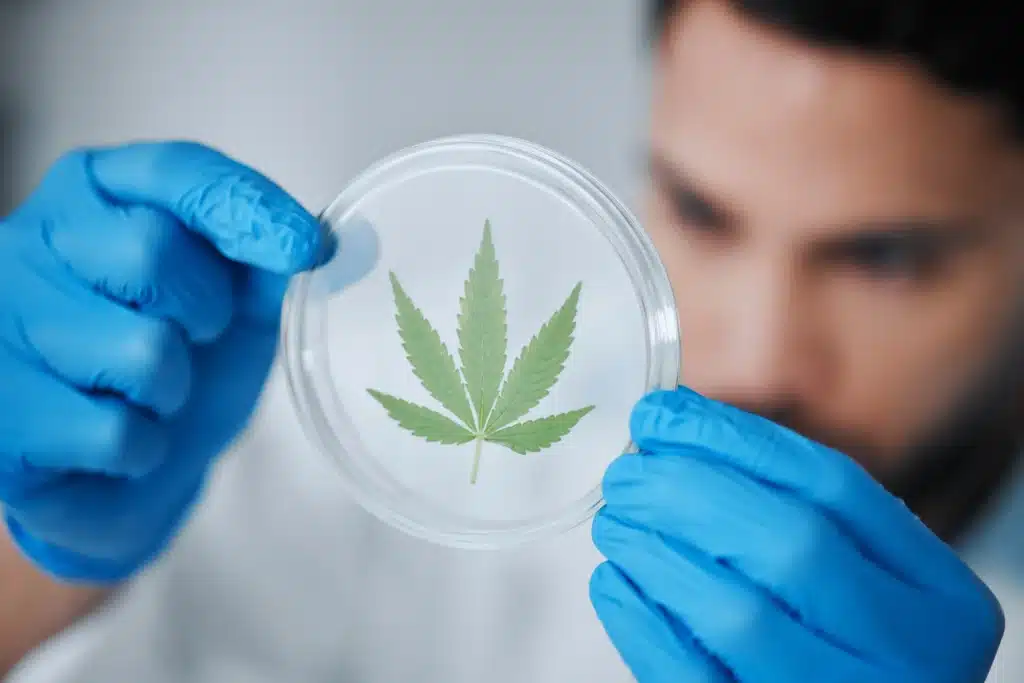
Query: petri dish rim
[[282, 133, 680, 550]]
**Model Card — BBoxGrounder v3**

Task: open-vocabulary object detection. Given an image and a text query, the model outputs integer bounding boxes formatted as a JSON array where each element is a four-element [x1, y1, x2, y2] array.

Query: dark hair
[[650, 1, 1023, 137]]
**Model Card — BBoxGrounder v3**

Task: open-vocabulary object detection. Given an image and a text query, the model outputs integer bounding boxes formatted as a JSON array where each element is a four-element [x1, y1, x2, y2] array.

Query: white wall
[[3, 0, 649, 213]]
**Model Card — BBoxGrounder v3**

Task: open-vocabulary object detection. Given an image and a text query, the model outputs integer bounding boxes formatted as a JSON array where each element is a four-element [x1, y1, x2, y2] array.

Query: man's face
[[647, 0, 1024, 487]]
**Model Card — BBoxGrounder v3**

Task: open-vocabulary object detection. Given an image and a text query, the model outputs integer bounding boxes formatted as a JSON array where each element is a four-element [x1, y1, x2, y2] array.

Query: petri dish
[[282, 134, 678, 550]]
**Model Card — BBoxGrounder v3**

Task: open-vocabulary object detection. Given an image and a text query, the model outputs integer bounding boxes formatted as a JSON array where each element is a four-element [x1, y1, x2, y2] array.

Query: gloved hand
[[591, 387, 1004, 683], [0, 141, 327, 584]]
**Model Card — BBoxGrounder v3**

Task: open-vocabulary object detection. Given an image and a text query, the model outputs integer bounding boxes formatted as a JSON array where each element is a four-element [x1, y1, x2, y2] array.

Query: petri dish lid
[[282, 134, 678, 549]]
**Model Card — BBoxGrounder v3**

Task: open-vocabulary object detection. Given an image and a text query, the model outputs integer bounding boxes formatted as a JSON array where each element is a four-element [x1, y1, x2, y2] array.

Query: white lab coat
[[7, 366, 1024, 683]]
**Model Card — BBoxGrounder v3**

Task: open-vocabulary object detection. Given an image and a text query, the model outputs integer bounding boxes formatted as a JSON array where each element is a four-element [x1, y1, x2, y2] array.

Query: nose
[[680, 258, 823, 412]]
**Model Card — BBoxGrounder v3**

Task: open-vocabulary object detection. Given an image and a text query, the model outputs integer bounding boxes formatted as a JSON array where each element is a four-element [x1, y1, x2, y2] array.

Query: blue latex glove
[[591, 387, 1004, 683], [0, 141, 327, 583]]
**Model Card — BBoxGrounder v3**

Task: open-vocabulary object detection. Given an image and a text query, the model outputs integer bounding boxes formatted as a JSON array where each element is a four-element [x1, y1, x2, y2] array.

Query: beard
[[882, 327, 1024, 543], [743, 322, 1024, 544]]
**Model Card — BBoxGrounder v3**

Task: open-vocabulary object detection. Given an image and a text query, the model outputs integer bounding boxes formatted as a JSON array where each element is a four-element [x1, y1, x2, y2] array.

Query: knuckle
[[21, 148, 92, 214], [52, 147, 91, 173], [590, 510, 616, 554], [815, 458, 854, 509], [589, 562, 623, 608], [120, 207, 180, 287], [89, 402, 141, 470], [125, 317, 189, 379], [0, 454, 38, 504], [767, 510, 827, 579], [150, 140, 220, 175], [89, 401, 167, 476], [960, 581, 1005, 643], [979, 590, 1006, 644], [601, 453, 636, 494], [702, 589, 766, 648], [129, 317, 192, 414]]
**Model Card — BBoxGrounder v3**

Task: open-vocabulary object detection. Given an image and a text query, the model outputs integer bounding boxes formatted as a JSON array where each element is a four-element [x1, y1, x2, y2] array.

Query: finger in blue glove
[[591, 387, 1004, 683], [0, 141, 330, 583]]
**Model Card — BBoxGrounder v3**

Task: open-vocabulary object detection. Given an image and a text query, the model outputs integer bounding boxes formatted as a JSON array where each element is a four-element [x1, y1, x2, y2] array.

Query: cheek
[[822, 262, 1019, 460]]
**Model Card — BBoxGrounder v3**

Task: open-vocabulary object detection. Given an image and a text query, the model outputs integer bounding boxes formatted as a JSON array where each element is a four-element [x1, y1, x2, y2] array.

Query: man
[[0, 0, 1020, 680]]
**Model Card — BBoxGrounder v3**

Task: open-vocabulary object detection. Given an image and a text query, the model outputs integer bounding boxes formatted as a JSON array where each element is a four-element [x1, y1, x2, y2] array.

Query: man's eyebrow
[[646, 151, 739, 227], [816, 218, 990, 253], [642, 148, 994, 249]]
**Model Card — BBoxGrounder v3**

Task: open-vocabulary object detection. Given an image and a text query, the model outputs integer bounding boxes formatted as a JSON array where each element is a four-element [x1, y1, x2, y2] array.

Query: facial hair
[[883, 313, 1024, 543], [738, 317, 1024, 544]]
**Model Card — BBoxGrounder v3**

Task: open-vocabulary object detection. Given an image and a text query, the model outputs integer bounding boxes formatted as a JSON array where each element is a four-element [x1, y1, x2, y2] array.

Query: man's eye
[[668, 191, 729, 237], [673, 193, 717, 226], [840, 238, 940, 279]]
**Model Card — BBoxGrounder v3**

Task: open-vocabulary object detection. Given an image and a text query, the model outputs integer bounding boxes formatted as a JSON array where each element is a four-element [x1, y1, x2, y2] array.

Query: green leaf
[[366, 389, 476, 444], [388, 271, 475, 430], [484, 282, 583, 432], [368, 220, 595, 484], [457, 220, 508, 430], [485, 406, 595, 454]]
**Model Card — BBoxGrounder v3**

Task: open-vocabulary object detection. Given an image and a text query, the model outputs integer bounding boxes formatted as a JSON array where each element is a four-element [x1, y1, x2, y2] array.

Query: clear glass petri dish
[[282, 134, 678, 550]]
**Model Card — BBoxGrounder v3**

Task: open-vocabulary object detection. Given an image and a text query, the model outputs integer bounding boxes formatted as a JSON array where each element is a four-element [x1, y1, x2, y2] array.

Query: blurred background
[[0, 0, 648, 218]]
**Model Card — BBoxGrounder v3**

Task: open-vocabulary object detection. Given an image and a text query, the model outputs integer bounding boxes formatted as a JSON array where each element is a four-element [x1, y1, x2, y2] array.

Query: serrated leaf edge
[[483, 281, 583, 433], [366, 388, 476, 444], [456, 219, 508, 431], [368, 220, 595, 484], [484, 405, 596, 454], [388, 271, 476, 430]]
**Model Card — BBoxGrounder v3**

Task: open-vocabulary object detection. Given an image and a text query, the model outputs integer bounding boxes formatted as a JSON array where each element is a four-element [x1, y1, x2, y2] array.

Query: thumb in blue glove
[[0, 141, 334, 583], [591, 387, 1004, 683]]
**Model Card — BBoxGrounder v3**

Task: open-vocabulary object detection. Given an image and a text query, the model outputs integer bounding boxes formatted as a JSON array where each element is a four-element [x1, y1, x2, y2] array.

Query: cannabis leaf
[[457, 220, 506, 431], [367, 219, 594, 484], [485, 282, 582, 432], [365, 390, 475, 445], [486, 407, 595, 454], [387, 271, 476, 430]]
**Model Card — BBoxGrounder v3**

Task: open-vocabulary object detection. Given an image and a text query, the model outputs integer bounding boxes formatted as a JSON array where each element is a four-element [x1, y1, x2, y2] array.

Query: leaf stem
[[470, 437, 484, 484]]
